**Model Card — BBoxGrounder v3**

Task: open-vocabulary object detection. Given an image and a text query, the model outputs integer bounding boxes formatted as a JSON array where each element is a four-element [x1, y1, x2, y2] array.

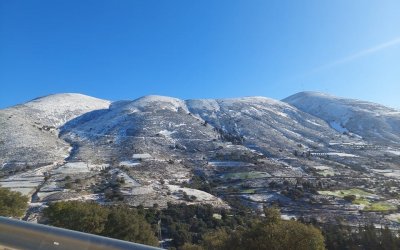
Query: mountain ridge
[[1, 91, 400, 226], [283, 91, 400, 145], [2, 91, 399, 166]]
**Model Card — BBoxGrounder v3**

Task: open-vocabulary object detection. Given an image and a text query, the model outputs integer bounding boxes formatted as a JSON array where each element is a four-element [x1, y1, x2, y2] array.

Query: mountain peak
[[283, 91, 400, 144], [283, 91, 334, 102], [118, 95, 189, 113], [7, 93, 111, 128], [26, 93, 110, 107]]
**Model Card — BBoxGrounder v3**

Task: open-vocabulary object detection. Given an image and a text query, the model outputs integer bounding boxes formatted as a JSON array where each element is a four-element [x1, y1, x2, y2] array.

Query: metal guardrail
[[0, 217, 162, 250]]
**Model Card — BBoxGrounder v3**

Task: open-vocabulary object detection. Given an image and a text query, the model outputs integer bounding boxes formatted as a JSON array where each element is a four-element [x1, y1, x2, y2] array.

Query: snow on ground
[[313, 166, 331, 170], [124, 95, 189, 113], [329, 141, 368, 147], [7, 187, 36, 196], [371, 169, 400, 179], [285, 165, 305, 175], [386, 150, 400, 156], [28, 164, 56, 176], [109, 168, 141, 187], [312, 166, 335, 176], [382, 170, 400, 179], [63, 193, 103, 202], [122, 186, 153, 195], [0, 164, 56, 196], [281, 214, 297, 220], [36, 191, 61, 200], [29, 202, 46, 208], [39, 181, 62, 192], [244, 107, 263, 116], [119, 160, 140, 167], [132, 153, 153, 160], [158, 130, 176, 138], [185, 99, 221, 113], [243, 193, 289, 203], [329, 121, 349, 133], [284, 91, 400, 144], [173, 123, 187, 127], [53, 162, 90, 174], [22, 93, 111, 128], [0, 178, 42, 188], [326, 152, 358, 157], [371, 169, 393, 174], [167, 185, 226, 206], [306, 119, 322, 127], [208, 161, 255, 167], [282, 128, 302, 138], [53, 162, 108, 175], [318, 189, 380, 200], [386, 213, 400, 223], [88, 163, 109, 171], [167, 172, 191, 180]]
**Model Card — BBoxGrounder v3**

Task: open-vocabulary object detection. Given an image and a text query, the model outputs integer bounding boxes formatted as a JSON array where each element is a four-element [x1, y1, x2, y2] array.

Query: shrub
[[0, 187, 29, 218], [343, 195, 356, 202], [43, 201, 158, 246]]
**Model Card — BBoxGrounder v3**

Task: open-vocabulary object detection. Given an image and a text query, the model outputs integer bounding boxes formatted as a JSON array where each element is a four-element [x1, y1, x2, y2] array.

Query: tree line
[[1, 187, 400, 249], [42, 201, 325, 250]]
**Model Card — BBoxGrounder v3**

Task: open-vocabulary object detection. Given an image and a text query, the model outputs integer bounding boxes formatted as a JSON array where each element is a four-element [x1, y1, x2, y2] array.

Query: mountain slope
[[59, 95, 221, 162], [2, 92, 400, 224], [283, 92, 400, 145], [0, 94, 110, 167], [186, 97, 340, 156], [58, 95, 346, 164], [2, 92, 399, 168]]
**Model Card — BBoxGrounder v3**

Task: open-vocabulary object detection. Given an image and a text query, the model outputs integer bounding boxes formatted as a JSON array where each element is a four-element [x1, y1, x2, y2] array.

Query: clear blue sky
[[1, 0, 400, 108]]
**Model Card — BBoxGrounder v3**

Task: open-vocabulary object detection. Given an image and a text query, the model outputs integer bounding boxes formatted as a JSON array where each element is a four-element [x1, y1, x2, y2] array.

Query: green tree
[[181, 243, 204, 250], [43, 201, 109, 234], [202, 228, 234, 250], [343, 195, 356, 202], [381, 226, 397, 250], [263, 206, 281, 224], [0, 187, 28, 218], [102, 206, 158, 246], [201, 209, 325, 250], [43, 201, 158, 246], [360, 224, 380, 250]]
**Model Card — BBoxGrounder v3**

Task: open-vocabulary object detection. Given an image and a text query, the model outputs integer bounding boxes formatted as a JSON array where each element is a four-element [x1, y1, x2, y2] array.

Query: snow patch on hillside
[[21, 93, 111, 127], [122, 95, 189, 113], [329, 121, 349, 133], [284, 91, 400, 144], [167, 185, 228, 208]]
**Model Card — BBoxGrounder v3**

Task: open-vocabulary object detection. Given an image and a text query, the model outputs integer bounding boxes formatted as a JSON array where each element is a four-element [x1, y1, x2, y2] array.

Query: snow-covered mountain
[[56, 94, 346, 163], [186, 97, 338, 156], [0, 94, 110, 166], [2, 92, 400, 224], [21, 93, 111, 128], [1, 92, 399, 167], [283, 92, 400, 145]]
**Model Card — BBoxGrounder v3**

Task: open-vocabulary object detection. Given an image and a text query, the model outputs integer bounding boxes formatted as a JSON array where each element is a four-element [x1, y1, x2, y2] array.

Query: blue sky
[[1, 0, 399, 108]]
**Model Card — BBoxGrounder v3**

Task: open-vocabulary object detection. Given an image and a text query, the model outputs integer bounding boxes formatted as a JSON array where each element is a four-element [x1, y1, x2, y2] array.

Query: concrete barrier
[[0, 217, 162, 250]]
